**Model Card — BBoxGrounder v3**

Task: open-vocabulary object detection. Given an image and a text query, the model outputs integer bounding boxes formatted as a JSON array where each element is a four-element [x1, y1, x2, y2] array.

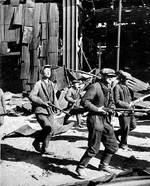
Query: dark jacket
[[81, 81, 114, 131], [113, 83, 133, 108], [29, 79, 59, 115]]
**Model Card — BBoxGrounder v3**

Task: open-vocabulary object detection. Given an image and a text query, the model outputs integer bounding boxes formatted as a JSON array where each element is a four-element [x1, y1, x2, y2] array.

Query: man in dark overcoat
[[29, 65, 60, 154], [113, 70, 136, 150], [76, 68, 118, 178]]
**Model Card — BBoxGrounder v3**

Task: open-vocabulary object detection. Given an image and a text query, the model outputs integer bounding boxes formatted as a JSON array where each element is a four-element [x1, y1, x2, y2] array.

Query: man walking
[[113, 70, 136, 150], [76, 68, 118, 178], [29, 65, 60, 154]]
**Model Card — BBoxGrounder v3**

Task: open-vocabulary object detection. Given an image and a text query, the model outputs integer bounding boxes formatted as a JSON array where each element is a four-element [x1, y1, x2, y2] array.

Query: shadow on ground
[[129, 131, 150, 139], [1, 144, 80, 179]]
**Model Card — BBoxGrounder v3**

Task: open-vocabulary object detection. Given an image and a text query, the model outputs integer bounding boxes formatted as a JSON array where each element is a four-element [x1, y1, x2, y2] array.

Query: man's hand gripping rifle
[[46, 101, 71, 116]]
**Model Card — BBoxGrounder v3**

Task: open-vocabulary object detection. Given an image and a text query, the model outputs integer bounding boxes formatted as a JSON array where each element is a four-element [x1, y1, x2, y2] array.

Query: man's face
[[105, 76, 114, 85], [43, 68, 51, 78]]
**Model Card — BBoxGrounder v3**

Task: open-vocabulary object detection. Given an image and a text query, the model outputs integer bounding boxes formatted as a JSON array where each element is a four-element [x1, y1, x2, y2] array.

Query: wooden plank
[[39, 40, 47, 58], [71, 0, 75, 69], [4, 5, 14, 25], [48, 52, 58, 66], [0, 5, 5, 42], [41, 23, 47, 40], [40, 3, 47, 23], [47, 3, 59, 65], [63, 0, 67, 67], [75, 0, 79, 70], [24, 7, 34, 27], [48, 36, 58, 52], [127, 77, 149, 92], [33, 2, 41, 37], [66, 0, 71, 68], [29, 65, 40, 85], [20, 45, 30, 80], [40, 4, 47, 39], [13, 5, 23, 25], [4, 24, 18, 42]]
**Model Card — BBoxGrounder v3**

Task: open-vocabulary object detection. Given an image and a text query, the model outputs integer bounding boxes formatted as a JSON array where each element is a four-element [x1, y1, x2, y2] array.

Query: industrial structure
[[0, 0, 150, 92]]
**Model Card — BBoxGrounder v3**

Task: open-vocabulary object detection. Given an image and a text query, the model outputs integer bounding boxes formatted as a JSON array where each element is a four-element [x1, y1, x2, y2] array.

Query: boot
[[32, 139, 41, 152], [40, 126, 54, 155], [41, 133, 54, 155], [99, 152, 114, 173], [114, 130, 120, 142], [76, 151, 92, 178], [75, 166, 87, 179]]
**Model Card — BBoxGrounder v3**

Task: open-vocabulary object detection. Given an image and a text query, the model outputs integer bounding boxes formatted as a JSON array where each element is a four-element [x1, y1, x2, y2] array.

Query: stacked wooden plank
[[0, 1, 60, 92], [127, 77, 149, 92]]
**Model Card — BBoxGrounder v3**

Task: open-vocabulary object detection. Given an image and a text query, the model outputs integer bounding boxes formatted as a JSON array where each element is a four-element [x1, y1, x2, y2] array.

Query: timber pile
[[127, 77, 149, 92], [0, 1, 60, 92]]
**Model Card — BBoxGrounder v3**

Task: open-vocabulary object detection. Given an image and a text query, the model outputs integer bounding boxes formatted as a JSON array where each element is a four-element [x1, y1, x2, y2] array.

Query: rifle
[[47, 102, 71, 116], [103, 107, 150, 114]]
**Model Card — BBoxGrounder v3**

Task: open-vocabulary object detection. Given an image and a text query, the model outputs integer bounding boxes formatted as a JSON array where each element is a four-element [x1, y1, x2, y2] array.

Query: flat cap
[[117, 70, 132, 79], [100, 68, 116, 76], [40, 64, 51, 73]]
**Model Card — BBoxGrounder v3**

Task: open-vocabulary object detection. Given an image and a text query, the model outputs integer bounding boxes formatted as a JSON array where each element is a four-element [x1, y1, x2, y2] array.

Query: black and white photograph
[[0, 0, 150, 185]]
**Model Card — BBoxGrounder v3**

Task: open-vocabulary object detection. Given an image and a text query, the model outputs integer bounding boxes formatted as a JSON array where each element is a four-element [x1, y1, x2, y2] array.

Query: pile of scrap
[[5, 92, 32, 116]]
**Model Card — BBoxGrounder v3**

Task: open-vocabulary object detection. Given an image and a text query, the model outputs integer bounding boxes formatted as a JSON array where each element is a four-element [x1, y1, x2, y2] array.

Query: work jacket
[[81, 81, 114, 131], [29, 79, 59, 115], [113, 83, 133, 109]]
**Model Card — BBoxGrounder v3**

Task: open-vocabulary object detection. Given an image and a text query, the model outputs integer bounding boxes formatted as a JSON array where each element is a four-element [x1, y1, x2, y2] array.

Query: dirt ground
[[0, 113, 150, 186]]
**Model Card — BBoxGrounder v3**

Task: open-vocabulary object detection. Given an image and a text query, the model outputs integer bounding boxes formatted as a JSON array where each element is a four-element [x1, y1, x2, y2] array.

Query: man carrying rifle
[[76, 68, 118, 178], [113, 70, 136, 150], [64, 79, 83, 127], [29, 65, 60, 154]]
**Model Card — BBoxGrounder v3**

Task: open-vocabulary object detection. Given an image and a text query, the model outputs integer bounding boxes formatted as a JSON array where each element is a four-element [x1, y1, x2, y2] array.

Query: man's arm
[[81, 84, 105, 114]]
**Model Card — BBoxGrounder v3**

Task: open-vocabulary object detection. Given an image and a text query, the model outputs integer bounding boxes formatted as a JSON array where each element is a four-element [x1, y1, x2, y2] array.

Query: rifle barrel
[[105, 108, 150, 113]]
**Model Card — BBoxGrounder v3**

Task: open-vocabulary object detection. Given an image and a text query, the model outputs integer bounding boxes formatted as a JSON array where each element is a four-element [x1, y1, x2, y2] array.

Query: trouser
[[116, 115, 136, 145], [64, 107, 82, 126], [77, 123, 118, 168], [35, 114, 54, 149]]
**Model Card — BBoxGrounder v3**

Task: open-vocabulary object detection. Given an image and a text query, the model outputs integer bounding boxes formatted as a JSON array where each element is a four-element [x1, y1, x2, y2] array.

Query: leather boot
[[41, 133, 53, 154], [115, 130, 120, 142], [76, 151, 92, 178], [99, 152, 114, 173], [41, 126, 54, 155], [32, 139, 41, 152]]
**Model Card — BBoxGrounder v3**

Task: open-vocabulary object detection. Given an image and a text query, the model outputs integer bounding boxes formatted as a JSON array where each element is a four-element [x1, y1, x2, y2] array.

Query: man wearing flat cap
[[29, 64, 60, 154], [113, 70, 136, 150], [64, 79, 83, 127], [76, 68, 118, 178]]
